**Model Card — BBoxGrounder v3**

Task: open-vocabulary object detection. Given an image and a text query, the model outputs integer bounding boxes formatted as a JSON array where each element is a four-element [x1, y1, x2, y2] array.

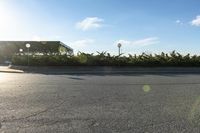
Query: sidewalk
[[0, 66, 24, 73]]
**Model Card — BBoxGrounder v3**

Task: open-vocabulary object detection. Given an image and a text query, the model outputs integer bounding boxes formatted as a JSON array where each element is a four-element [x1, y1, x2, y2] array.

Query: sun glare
[[0, 2, 15, 32], [0, 73, 6, 81]]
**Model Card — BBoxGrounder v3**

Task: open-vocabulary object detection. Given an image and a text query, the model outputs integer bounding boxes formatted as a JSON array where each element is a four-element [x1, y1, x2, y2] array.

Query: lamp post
[[117, 43, 122, 56], [26, 43, 31, 66], [19, 49, 23, 56]]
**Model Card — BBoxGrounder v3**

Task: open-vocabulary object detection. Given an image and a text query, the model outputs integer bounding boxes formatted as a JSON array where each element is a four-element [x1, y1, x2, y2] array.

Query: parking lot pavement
[[1, 72, 200, 132]]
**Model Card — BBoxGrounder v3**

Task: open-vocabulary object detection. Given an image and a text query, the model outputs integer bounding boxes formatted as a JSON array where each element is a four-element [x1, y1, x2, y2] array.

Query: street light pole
[[26, 43, 31, 66], [117, 43, 122, 56], [28, 48, 29, 65]]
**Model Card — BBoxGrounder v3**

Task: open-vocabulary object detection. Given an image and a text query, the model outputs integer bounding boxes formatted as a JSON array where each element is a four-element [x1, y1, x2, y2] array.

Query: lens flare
[[188, 96, 200, 123], [143, 85, 151, 93]]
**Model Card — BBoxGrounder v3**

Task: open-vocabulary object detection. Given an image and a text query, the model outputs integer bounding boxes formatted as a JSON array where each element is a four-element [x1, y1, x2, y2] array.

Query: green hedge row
[[11, 51, 200, 66]]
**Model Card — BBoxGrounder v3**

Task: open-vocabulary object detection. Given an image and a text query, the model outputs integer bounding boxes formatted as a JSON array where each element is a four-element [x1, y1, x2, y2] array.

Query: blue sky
[[0, 0, 200, 55]]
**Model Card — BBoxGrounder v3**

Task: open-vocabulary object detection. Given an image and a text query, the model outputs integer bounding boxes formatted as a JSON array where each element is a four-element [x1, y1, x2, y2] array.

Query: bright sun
[[0, 2, 14, 32]]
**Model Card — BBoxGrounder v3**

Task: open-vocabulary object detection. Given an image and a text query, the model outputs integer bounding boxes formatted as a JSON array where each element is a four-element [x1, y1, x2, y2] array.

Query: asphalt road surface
[[1, 72, 200, 132]]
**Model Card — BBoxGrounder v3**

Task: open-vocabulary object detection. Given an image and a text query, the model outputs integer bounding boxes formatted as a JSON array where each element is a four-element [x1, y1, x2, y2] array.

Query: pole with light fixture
[[117, 43, 122, 56], [19, 49, 23, 55], [26, 43, 31, 66]]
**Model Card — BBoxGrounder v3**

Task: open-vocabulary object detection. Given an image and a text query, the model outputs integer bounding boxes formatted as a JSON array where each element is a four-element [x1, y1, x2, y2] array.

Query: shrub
[[11, 51, 200, 67]]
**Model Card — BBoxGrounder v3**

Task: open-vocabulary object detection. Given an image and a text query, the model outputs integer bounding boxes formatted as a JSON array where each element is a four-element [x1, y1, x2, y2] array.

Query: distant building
[[0, 41, 73, 63]]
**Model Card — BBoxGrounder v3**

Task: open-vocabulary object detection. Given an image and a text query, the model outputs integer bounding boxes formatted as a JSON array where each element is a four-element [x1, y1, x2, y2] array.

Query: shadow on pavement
[[21, 71, 200, 77], [9, 66, 200, 76], [68, 77, 85, 80]]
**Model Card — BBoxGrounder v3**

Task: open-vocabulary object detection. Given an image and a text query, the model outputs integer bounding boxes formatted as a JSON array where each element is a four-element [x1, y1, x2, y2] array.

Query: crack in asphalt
[[8, 99, 67, 133], [1, 98, 66, 124], [15, 117, 96, 132], [16, 118, 189, 133]]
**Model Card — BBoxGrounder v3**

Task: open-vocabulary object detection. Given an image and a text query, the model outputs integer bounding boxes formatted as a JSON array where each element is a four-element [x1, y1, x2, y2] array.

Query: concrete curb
[[0, 66, 24, 73], [0, 70, 24, 73], [8, 65, 200, 74]]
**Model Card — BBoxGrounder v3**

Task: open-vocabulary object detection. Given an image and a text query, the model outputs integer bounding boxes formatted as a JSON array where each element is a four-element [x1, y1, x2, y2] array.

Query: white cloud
[[76, 17, 104, 31], [116, 37, 159, 47], [70, 39, 95, 48], [176, 20, 183, 25], [191, 15, 200, 26], [176, 20, 181, 24]]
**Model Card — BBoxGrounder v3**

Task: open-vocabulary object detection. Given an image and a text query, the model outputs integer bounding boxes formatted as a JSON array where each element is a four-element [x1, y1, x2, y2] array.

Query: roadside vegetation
[[0, 41, 72, 64], [11, 51, 200, 66]]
